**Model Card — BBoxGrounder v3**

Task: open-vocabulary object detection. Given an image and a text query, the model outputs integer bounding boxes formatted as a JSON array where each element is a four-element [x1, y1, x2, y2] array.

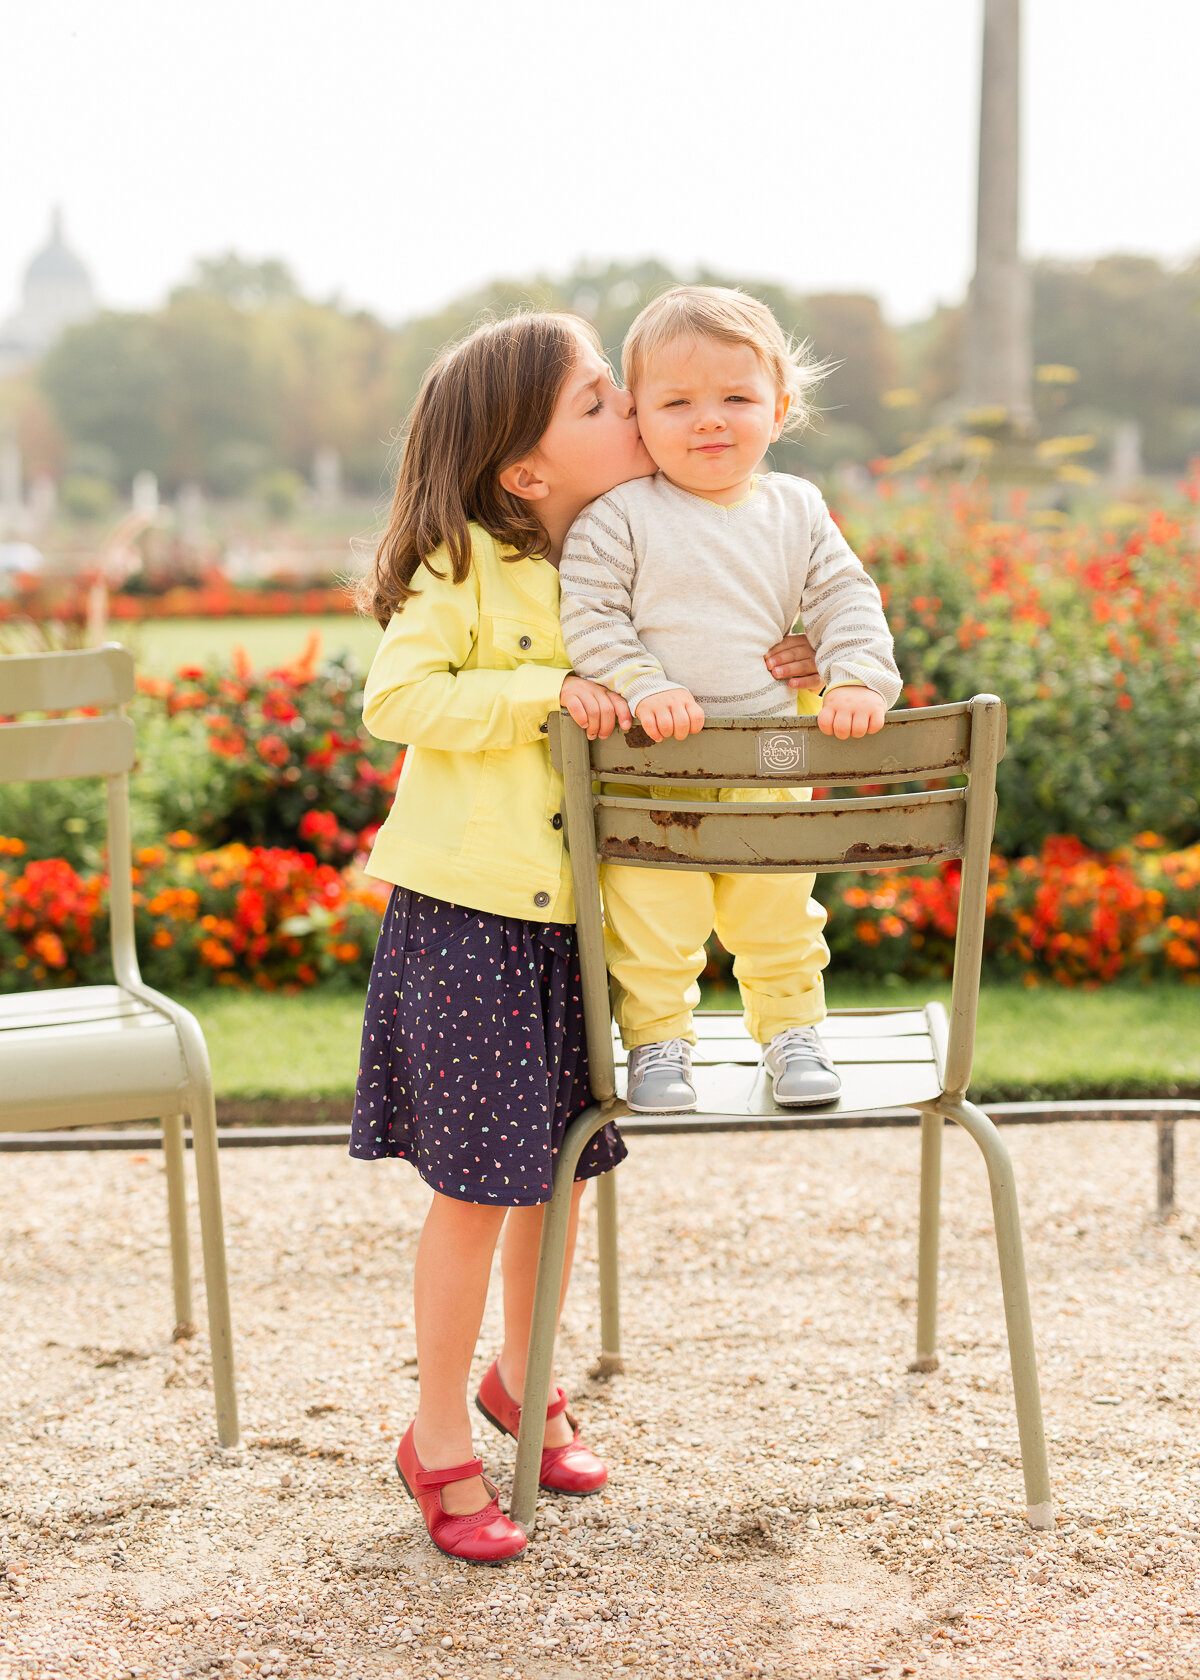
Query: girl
[[351, 311, 817, 1564]]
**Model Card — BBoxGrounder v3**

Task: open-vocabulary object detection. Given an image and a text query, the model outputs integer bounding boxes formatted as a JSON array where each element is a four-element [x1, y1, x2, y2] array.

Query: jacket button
[[538, 720, 549, 734], [551, 813, 563, 829], [519, 634, 532, 650], [533, 891, 551, 908]]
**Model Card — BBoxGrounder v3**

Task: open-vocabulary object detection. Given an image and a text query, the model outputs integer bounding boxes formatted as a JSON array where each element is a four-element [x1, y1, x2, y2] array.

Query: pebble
[[2, 1126, 1199, 1678]]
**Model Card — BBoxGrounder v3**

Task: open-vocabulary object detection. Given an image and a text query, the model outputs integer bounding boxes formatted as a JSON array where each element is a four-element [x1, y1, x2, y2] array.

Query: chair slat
[[614, 1057, 945, 1118], [0, 644, 135, 714], [0, 715, 136, 784], [617, 1037, 936, 1067], [558, 703, 986, 787], [595, 787, 966, 872]]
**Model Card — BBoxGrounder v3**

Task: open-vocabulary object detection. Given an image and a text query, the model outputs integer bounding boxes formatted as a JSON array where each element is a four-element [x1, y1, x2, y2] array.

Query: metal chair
[[0, 645, 239, 1447], [511, 697, 1052, 1532]]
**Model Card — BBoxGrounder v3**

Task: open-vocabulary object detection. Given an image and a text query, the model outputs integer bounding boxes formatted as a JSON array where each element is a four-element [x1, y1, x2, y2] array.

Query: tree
[[1032, 256, 1200, 468], [805, 293, 899, 447], [40, 313, 169, 483], [181, 253, 299, 308]]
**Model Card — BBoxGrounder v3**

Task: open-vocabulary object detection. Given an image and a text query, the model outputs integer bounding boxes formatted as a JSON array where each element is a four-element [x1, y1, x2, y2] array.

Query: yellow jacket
[[362, 526, 574, 922]]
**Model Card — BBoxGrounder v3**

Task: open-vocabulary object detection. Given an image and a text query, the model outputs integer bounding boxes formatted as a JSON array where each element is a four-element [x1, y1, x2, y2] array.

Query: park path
[[2, 1120, 1199, 1679]]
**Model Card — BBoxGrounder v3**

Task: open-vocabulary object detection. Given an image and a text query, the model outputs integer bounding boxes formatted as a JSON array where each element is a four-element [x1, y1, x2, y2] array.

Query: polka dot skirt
[[350, 888, 626, 1205]]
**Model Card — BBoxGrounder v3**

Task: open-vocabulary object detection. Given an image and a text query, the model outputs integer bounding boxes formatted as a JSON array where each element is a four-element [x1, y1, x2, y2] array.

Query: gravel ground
[[2, 1120, 1199, 1680]]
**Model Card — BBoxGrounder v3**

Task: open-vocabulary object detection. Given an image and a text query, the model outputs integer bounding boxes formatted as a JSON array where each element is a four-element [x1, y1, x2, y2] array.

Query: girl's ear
[[771, 393, 790, 442], [499, 459, 550, 503]]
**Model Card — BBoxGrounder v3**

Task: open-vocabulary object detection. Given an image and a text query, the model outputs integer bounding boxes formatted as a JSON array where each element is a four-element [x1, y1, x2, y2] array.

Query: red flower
[[257, 734, 291, 767]]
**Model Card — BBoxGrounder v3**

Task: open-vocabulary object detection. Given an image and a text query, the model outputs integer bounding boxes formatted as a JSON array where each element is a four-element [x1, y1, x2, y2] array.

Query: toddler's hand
[[559, 674, 633, 740], [817, 684, 886, 740], [635, 688, 705, 743], [765, 631, 821, 691]]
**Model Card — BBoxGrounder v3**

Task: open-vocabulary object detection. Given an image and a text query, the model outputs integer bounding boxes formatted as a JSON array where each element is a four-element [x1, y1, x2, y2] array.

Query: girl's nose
[[619, 388, 637, 420], [694, 409, 725, 432]]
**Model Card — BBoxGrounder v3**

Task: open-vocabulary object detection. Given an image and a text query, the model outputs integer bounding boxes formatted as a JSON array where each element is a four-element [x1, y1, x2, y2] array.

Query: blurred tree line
[[4, 249, 1198, 502]]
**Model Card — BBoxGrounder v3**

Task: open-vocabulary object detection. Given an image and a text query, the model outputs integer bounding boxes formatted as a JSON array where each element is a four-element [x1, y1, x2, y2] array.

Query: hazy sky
[[4, 0, 1198, 327]]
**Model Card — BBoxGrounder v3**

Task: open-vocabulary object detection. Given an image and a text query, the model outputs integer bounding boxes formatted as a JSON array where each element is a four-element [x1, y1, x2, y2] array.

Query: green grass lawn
[[188, 981, 1200, 1106], [118, 615, 382, 674]]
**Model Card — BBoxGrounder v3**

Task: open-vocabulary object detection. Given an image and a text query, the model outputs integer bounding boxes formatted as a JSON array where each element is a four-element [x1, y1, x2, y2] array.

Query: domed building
[[0, 210, 98, 378]]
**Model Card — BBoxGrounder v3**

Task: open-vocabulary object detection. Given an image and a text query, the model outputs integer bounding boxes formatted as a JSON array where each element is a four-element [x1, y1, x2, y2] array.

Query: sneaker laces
[[631, 1037, 691, 1073], [768, 1026, 835, 1073]]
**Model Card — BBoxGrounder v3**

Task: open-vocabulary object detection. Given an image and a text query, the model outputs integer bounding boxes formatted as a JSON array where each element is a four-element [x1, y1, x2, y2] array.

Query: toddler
[[559, 285, 900, 1113]]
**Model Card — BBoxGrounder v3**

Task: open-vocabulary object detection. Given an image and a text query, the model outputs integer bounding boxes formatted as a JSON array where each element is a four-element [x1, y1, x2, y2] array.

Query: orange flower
[[31, 930, 67, 968]]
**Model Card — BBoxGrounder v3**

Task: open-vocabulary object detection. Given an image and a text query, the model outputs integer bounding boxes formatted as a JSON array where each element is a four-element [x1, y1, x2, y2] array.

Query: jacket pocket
[[489, 615, 562, 667]]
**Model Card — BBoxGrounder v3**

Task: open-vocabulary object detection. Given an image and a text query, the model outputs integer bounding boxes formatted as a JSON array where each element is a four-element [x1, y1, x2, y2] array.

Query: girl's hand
[[559, 674, 633, 740], [634, 687, 705, 743], [765, 631, 821, 691], [817, 684, 887, 740]]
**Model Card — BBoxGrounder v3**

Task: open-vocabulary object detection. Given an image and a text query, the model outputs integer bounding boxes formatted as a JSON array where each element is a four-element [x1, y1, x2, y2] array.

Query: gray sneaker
[[626, 1038, 697, 1114], [762, 1026, 841, 1107]]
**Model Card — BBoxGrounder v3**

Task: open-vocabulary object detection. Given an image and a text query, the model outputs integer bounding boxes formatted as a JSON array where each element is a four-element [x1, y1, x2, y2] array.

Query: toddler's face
[[633, 336, 788, 501]]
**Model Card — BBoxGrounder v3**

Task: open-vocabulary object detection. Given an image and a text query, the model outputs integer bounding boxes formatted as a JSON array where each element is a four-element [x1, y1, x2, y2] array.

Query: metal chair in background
[[0, 645, 239, 1447], [510, 696, 1052, 1532]]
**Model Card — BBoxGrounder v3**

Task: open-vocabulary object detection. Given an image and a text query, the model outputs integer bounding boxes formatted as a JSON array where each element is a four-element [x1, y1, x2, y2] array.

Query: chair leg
[[189, 1088, 241, 1449], [938, 1097, 1054, 1530], [911, 1109, 943, 1372], [511, 1103, 613, 1532], [595, 1169, 624, 1376], [161, 1113, 196, 1340]]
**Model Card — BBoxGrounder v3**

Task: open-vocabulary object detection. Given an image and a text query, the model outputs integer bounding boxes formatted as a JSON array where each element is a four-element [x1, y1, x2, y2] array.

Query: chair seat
[[0, 984, 190, 1132], [612, 1004, 946, 1123]]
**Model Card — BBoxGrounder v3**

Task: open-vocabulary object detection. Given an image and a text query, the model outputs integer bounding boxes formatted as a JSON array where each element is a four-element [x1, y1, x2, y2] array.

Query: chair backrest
[[0, 644, 140, 987], [549, 697, 1006, 1107]]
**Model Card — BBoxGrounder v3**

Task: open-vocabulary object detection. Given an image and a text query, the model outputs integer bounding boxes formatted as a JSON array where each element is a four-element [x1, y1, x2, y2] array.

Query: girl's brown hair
[[364, 311, 598, 625]]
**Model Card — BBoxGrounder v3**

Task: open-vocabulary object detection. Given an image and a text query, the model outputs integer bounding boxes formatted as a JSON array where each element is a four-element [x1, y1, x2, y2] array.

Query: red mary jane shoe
[[395, 1423, 527, 1563], [476, 1360, 608, 1496]]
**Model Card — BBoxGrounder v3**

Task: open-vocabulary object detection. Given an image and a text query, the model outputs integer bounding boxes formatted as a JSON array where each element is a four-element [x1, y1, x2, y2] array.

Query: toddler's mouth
[[695, 443, 732, 454]]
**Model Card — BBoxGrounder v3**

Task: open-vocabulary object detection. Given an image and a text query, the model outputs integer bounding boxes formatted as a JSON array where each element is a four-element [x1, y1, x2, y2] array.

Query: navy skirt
[[350, 888, 626, 1205]]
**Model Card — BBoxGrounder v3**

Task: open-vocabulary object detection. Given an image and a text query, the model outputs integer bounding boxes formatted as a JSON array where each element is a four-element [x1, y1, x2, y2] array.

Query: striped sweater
[[559, 471, 901, 717]]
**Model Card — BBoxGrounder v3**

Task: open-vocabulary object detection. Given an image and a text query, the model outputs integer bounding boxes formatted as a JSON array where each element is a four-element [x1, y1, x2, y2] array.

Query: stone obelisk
[[964, 0, 1032, 428]]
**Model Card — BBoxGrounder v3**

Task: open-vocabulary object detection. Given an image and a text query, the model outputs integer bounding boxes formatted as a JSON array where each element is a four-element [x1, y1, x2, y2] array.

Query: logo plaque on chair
[[757, 731, 805, 776]]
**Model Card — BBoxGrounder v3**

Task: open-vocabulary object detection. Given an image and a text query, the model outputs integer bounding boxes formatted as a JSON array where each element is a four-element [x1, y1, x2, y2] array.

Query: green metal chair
[[0, 645, 239, 1447], [511, 696, 1052, 1532]]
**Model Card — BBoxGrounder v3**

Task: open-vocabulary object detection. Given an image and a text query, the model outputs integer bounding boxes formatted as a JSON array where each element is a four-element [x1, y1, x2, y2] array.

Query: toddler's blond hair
[[622, 284, 826, 436]]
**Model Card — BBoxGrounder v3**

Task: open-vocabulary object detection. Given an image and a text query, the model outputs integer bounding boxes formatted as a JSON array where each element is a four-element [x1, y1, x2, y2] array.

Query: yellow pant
[[600, 785, 829, 1049]]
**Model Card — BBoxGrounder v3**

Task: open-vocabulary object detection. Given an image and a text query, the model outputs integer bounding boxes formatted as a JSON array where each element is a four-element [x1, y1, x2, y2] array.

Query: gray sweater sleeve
[[802, 497, 902, 708], [559, 497, 682, 711]]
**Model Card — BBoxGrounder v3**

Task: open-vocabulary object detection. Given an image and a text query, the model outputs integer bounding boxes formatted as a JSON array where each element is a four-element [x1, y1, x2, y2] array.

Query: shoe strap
[[411, 1455, 485, 1493], [545, 1386, 569, 1421]]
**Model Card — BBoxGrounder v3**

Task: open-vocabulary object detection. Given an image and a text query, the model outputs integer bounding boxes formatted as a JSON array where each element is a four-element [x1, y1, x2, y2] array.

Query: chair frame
[[0, 644, 239, 1447], [509, 697, 1053, 1532]]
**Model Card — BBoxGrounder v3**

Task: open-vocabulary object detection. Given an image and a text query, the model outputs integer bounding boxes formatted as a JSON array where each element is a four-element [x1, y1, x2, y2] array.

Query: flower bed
[[135, 636, 403, 857], [0, 832, 388, 993], [0, 578, 357, 623], [4, 831, 1196, 994], [845, 488, 1200, 854], [709, 833, 1200, 989]]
